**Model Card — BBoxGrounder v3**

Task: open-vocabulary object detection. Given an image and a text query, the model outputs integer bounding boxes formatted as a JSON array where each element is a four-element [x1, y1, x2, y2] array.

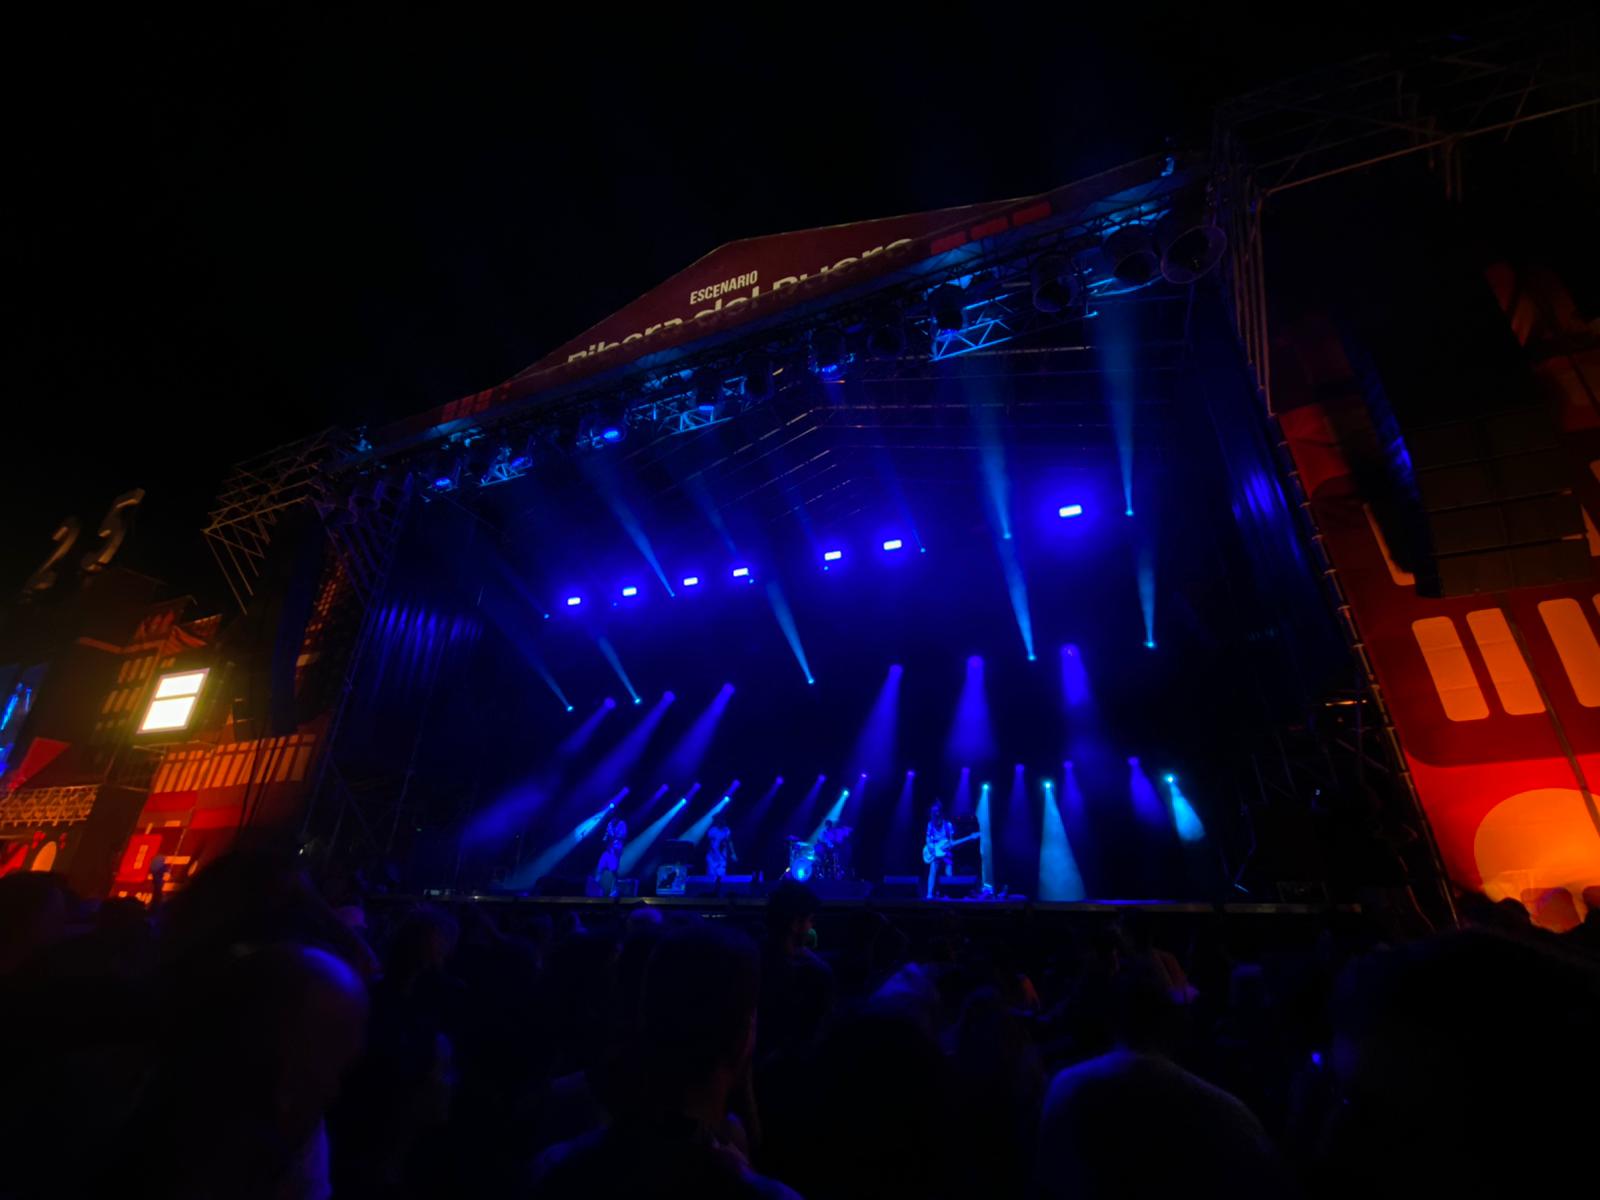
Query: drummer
[[816, 819, 852, 880]]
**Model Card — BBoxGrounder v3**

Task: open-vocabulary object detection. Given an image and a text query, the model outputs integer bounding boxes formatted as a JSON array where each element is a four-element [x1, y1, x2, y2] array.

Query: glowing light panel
[[139, 669, 208, 734]]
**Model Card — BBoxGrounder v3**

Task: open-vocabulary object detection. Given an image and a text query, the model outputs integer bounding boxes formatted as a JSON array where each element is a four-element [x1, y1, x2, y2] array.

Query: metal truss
[[203, 429, 358, 612], [0, 784, 98, 828], [1216, 10, 1598, 200]]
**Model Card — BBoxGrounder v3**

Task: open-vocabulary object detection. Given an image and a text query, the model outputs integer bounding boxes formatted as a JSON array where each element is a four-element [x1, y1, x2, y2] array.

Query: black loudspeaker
[[1324, 182, 1588, 597], [813, 879, 873, 901], [879, 875, 923, 899], [221, 504, 329, 734], [684, 874, 757, 896]]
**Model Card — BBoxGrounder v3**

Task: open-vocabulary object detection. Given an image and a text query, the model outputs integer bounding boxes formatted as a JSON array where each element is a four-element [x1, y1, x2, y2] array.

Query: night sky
[[5, 7, 1495, 609]]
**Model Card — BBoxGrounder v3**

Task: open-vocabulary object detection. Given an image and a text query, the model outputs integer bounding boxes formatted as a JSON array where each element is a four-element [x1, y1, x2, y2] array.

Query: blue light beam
[[596, 637, 641, 705], [619, 797, 690, 876], [1165, 774, 1206, 842], [1039, 779, 1086, 900], [766, 581, 814, 684]]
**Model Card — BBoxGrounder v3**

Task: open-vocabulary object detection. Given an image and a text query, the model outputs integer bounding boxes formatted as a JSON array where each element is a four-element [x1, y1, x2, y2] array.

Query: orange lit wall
[[1274, 268, 1600, 924]]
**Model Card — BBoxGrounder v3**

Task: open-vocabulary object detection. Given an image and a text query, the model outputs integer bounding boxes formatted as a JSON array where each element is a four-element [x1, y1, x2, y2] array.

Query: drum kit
[[787, 826, 853, 882]]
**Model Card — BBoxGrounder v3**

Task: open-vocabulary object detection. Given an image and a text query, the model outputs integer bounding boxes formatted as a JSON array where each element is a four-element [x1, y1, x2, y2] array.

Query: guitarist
[[923, 801, 957, 900], [705, 817, 737, 880]]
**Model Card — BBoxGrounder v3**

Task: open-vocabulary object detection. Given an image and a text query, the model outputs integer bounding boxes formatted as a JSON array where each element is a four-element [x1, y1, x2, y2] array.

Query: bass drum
[[787, 839, 817, 883]]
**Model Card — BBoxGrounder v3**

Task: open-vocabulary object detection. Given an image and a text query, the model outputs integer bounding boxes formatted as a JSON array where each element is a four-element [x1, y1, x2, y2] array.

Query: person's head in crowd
[[626, 905, 663, 936], [1324, 929, 1600, 1193], [794, 1010, 952, 1200], [638, 924, 760, 1116], [148, 941, 368, 1198], [765, 880, 819, 956], [157, 846, 378, 979], [0, 871, 72, 975], [385, 908, 459, 986], [1492, 896, 1532, 928], [1109, 959, 1182, 1054]]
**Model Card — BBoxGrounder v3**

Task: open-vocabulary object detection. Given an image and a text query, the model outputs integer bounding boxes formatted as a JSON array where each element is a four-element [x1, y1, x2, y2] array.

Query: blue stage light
[[732, 566, 750, 578], [1125, 506, 1136, 517], [632, 697, 642, 705], [565, 705, 574, 713], [566, 596, 581, 607], [601, 426, 623, 442], [1058, 504, 1084, 518], [806, 676, 815, 685], [433, 475, 455, 491], [823, 549, 843, 562], [1164, 773, 1176, 783], [622, 585, 639, 597], [683, 575, 700, 587], [1144, 639, 1157, 649], [882, 538, 903, 551]]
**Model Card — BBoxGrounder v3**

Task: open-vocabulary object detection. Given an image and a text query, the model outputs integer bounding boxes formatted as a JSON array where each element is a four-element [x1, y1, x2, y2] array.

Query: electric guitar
[[923, 831, 981, 864]]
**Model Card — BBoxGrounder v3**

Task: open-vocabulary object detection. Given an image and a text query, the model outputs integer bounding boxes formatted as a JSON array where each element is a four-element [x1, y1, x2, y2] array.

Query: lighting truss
[[356, 167, 1203, 497]]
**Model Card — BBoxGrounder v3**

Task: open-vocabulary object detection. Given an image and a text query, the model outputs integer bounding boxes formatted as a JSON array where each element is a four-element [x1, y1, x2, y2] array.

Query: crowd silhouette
[[2, 856, 1598, 1198]]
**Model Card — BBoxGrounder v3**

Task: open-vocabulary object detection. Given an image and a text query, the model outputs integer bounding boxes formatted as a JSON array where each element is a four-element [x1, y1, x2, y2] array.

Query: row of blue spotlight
[[556, 501, 1086, 610]]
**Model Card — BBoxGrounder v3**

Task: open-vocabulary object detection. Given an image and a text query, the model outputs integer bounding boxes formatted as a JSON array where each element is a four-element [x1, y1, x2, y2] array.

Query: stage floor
[[405, 892, 1360, 919]]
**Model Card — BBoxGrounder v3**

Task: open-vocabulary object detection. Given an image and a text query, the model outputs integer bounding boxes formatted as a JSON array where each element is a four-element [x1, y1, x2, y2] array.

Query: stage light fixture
[[622, 586, 639, 597], [1157, 200, 1227, 284], [740, 353, 775, 401], [1030, 254, 1081, 313], [1144, 639, 1157, 649], [565, 705, 574, 712], [811, 327, 847, 374], [683, 575, 700, 587], [882, 538, 904, 551], [823, 549, 843, 562], [865, 312, 907, 359], [139, 669, 208, 734], [732, 566, 750, 578], [928, 285, 966, 332], [1102, 226, 1161, 287], [1058, 504, 1084, 518], [566, 596, 582, 607]]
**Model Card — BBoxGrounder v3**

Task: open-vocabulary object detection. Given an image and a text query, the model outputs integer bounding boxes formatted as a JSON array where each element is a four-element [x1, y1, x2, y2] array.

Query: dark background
[[3, 6, 1501, 608]]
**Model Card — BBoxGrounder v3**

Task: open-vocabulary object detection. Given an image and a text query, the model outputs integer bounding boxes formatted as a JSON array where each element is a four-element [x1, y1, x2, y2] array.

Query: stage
[[298, 157, 1370, 912]]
